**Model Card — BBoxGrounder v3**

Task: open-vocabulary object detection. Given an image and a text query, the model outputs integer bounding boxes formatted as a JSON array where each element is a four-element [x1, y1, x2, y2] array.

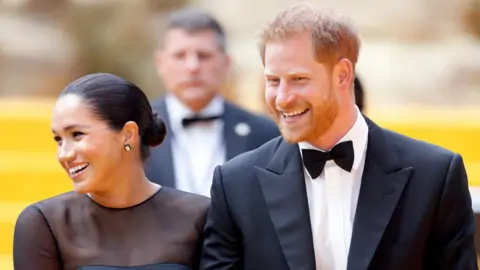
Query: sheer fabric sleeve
[[13, 205, 62, 270]]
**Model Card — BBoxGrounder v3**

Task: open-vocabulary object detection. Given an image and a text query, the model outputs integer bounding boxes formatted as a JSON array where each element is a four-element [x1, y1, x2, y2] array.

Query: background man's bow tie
[[182, 115, 222, 127]]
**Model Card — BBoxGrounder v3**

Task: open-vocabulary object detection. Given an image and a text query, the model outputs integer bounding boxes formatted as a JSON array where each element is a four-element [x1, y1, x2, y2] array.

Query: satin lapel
[[255, 140, 316, 270], [347, 117, 413, 270]]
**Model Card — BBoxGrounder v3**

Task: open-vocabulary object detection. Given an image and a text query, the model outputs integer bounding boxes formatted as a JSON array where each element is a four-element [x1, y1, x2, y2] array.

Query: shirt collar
[[298, 106, 369, 170]]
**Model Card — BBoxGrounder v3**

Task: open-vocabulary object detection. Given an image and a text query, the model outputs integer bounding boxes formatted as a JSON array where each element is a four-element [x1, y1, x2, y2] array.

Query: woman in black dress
[[13, 73, 210, 270]]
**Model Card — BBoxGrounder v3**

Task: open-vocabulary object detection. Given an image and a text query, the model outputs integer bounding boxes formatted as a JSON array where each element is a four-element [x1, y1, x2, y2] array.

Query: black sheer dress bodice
[[13, 187, 210, 270]]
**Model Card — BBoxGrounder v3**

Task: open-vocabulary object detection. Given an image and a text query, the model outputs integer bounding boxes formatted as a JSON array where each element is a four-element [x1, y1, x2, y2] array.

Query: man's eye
[[267, 78, 280, 84]]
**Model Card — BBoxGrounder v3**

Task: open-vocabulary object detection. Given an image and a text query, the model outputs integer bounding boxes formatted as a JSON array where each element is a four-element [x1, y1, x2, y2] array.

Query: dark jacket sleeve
[[425, 154, 478, 269], [200, 165, 243, 270]]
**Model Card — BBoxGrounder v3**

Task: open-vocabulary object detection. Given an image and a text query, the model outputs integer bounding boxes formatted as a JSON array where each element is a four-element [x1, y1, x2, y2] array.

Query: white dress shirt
[[299, 108, 369, 270], [165, 94, 226, 197]]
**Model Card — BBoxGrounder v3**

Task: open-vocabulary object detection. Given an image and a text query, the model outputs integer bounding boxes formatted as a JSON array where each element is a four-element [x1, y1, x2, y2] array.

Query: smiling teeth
[[282, 109, 308, 117], [69, 163, 88, 174]]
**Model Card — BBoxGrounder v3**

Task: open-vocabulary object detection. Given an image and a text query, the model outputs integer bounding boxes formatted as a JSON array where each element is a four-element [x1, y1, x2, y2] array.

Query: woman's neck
[[88, 168, 160, 209]]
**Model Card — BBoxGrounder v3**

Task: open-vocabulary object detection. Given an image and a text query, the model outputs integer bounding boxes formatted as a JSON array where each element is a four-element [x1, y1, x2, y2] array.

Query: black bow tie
[[301, 140, 354, 179], [182, 115, 222, 127]]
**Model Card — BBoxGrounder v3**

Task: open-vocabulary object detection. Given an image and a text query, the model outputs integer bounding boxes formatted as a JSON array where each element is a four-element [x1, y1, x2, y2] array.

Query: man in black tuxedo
[[144, 7, 279, 197], [200, 3, 477, 270]]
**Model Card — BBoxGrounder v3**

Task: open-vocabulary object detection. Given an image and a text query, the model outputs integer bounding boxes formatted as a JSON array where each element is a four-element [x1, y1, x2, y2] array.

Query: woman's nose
[[57, 144, 75, 163]]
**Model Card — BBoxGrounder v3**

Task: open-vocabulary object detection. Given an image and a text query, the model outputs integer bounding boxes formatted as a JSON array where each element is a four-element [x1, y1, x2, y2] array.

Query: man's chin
[[280, 130, 307, 144], [179, 91, 215, 109], [180, 87, 212, 99]]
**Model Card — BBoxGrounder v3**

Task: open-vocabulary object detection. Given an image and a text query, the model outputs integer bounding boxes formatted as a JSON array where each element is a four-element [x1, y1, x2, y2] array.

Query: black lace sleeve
[[13, 205, 62, 270]]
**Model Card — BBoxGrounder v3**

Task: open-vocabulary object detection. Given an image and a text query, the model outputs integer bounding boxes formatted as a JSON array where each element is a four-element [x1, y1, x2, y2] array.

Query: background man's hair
[[160, 6, 227, 52]]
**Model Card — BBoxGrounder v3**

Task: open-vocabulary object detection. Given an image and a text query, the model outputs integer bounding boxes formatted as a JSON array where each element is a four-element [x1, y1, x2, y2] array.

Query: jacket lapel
[[255, 140, 316, 270], [144, 99, 175, 187], [347, 117, 413, 270], [223, 102, 250, 160]]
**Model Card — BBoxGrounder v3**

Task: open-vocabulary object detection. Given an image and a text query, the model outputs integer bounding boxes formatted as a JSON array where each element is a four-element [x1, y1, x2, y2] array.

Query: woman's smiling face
[[51, 94, 124, 194]]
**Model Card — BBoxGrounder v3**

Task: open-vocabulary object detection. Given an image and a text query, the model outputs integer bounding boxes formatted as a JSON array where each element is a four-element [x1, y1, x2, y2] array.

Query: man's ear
[[333, 58, 354, 89], [221, 53, 232, 76], [154, 50, 164, 72]]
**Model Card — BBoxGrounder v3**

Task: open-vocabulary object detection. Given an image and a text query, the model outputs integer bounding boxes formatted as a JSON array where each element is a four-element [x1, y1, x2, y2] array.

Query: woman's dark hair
[[59, 73, 166, 161]]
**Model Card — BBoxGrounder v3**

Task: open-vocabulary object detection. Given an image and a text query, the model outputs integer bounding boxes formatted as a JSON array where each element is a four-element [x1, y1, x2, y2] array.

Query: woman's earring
[[124, 144, 132, 152]]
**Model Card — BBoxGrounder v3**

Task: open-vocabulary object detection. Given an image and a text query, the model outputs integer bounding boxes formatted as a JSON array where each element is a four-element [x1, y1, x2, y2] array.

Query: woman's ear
[[122, 121, 139, 146]]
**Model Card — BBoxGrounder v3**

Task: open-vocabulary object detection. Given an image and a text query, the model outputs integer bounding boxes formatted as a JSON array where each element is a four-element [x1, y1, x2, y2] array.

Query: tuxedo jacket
[[200, 117, 477, 270], [144, 98, 280, 188]]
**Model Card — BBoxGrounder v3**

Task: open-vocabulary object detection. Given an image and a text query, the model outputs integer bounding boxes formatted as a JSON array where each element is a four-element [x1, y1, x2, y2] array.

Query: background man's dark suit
[[144, 98, 280, 188], [200, 117, 477, 270]]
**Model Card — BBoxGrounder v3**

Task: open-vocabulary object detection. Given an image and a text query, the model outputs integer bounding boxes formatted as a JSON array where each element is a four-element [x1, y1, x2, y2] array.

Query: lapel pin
[[235, 122, 251, 137]]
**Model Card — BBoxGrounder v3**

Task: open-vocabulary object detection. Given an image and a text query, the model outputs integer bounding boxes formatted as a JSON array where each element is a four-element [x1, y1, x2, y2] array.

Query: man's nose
[[185, 55, 200, 72], [275, 83, 295, 108]]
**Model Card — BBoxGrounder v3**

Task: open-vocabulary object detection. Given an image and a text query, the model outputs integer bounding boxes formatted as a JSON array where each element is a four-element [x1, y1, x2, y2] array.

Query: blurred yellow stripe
[[0, 202, 28, 224], [467, 162, 480, 186], [0, 98, 55, 119], [0, 151, 58, 171], [0, 254, 12, 270], [368, 105, 480, 123], [0, 202, 30, 255]]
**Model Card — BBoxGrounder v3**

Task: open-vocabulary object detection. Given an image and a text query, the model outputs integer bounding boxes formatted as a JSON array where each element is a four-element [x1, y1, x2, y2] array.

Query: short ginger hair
[[258, 3, 361, 69]]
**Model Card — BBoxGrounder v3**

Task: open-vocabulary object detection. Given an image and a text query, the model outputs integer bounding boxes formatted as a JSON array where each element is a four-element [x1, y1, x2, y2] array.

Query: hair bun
[[142, 113, 167, 147]]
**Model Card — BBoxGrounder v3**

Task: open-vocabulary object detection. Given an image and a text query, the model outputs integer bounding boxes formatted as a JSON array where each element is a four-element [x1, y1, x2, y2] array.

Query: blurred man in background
[[144, 7, 279, 197], [354, 75, 365, 112]]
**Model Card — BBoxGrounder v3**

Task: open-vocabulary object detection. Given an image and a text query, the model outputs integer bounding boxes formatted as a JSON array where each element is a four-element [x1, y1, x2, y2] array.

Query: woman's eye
[[72, 131, 84, 138]]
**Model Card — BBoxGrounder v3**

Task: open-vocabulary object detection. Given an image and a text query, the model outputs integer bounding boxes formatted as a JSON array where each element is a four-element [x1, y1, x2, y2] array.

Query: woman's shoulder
[[17, 191, 86, 222], [33, 191, 85, 208], [155, 187, 210, 216]]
